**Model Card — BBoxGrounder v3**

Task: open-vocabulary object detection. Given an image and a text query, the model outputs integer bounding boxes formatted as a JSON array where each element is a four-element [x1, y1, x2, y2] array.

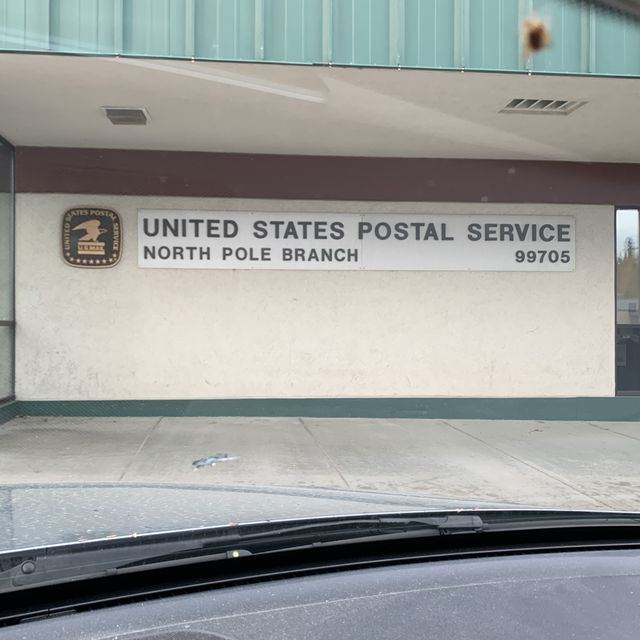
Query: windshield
[[0, 0, 640, 560]]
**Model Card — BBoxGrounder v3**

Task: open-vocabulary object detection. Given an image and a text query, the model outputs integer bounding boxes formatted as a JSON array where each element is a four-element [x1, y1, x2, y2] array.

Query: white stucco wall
[[15, 194, 614, 400]]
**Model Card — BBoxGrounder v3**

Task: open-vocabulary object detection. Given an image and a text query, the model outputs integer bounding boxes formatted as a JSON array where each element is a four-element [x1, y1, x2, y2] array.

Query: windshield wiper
[[0, 513, 485, 592], [4, 510, 640, 595], [115, 514, 486, 568]]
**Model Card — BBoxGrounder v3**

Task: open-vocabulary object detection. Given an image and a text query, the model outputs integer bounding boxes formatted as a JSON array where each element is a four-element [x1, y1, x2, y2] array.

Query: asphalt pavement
[[1, 416, 640, 510]]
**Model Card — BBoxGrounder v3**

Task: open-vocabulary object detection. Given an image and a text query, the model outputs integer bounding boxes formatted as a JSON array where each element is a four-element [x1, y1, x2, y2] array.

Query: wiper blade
[[0, 513, 485, 592], [211, 514, 486, 542], [115, 514, 485, 569], [5, 509, 640, 594]]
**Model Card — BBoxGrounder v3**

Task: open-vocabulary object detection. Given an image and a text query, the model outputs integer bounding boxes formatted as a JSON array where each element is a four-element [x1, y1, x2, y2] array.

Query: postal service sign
[[63, 208, 122, 268]]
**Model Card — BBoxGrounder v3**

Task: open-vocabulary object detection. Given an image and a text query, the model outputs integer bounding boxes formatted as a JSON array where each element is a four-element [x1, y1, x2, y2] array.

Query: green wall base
[[8, 397, 640, 422], [0, 400, 19, 424]]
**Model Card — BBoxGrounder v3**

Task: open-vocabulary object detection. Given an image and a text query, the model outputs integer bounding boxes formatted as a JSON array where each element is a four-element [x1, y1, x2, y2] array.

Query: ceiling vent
[[102, 107, 149, 125], [500, 98, 586, 115]]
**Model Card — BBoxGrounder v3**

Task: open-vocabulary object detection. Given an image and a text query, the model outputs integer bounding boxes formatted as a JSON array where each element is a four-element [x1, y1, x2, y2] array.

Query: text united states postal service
[[138, 210, 576, 272]]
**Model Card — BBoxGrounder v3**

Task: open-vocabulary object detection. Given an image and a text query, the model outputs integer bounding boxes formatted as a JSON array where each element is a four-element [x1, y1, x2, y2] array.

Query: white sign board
[[138, 210, 575, 272]]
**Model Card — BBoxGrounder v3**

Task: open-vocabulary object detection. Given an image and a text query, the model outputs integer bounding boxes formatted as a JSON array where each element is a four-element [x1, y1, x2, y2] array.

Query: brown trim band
[[14, 146, 640, 204]]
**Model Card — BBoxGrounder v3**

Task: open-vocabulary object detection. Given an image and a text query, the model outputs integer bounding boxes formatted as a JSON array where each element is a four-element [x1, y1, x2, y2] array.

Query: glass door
[[0, 138, 14, 404], [616, 208, 640, 394]]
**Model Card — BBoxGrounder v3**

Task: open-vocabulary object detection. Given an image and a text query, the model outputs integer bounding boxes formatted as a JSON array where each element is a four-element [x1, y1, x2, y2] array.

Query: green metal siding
[[594, 9, 640, 74], [0, 0, 639, 75], [331, 0, 391, 66], [529, 0, 584, 72], [469, 0, 519, 71], [264, 0, 323, 63], [404, 0, 455, 67], [50, 0, 119, 54]]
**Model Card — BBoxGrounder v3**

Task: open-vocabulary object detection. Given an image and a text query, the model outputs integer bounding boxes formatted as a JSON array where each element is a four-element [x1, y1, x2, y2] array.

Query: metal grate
[[102, 107, 149, 125], [500, 98, 587, 115]]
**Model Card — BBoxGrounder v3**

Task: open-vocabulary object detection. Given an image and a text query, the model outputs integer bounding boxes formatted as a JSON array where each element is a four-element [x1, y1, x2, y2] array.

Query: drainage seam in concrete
[[298, 417, 351, 489], [118, 417, 164, 482], [441, 420, 614, 510]]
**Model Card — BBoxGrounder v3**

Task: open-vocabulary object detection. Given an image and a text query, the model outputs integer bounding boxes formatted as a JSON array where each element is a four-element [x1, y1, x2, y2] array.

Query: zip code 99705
[[515, 250, 571, 264]]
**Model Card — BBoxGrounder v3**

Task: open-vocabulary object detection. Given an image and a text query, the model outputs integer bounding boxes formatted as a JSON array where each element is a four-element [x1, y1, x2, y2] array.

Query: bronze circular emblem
[[62, 208, 122, 268]]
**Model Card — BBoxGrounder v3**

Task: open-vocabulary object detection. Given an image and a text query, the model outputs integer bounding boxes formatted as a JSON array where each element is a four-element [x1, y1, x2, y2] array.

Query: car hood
[[0, 483, 521, 551]]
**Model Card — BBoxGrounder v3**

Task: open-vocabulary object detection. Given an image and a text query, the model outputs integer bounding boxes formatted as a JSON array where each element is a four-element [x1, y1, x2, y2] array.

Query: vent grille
[[102, 107, 149, 125], [500, 98, 586, 115]]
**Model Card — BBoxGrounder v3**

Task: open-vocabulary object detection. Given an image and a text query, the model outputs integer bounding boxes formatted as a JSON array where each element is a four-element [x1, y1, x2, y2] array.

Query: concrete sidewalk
[[1, 416, 640, 510]]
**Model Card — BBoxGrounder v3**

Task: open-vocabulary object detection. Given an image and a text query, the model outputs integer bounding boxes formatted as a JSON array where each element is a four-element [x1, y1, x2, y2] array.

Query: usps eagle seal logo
[[62, 208, 122, 268]]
